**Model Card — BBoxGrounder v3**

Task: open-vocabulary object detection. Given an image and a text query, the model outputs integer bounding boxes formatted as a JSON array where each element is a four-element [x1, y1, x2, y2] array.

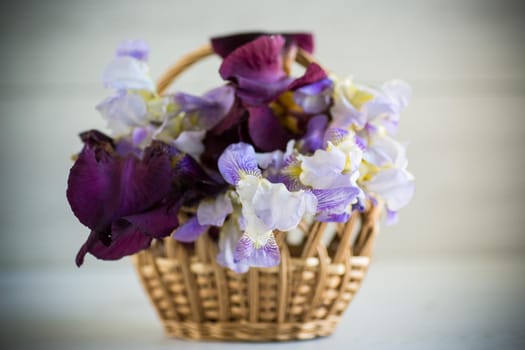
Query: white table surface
[[2, 256, 524, 350]]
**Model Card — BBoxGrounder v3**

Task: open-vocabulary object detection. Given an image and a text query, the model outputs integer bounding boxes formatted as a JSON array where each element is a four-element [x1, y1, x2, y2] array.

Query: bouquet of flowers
[[67, 32, 415, 273]]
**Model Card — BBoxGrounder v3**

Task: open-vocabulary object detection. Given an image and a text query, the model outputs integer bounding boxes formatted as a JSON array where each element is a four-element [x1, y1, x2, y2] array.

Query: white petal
[[197, 193, 233, 227], [331, 79, 367, 129], [255, 149, 284, 169], [172, 130, 205, 159], [364, 168, 415, 211], [216, 217, 250, 273], [382, 80, 412, 110], [102, 56, 155, 92], [251, 180, 313, 232], [299, 146, 351, 189], [237, 176, 271, 242], [364, 134, 408, 168], [96, 92, 148, 136]]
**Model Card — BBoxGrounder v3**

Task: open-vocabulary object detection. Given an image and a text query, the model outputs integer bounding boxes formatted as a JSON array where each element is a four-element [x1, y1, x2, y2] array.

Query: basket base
[[163, 317, 341, 342]]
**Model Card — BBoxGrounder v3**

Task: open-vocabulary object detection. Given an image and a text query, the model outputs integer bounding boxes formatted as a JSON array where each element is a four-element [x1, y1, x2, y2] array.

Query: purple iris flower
[[67, 130, 179, 266], [216, 35, 329, 152]]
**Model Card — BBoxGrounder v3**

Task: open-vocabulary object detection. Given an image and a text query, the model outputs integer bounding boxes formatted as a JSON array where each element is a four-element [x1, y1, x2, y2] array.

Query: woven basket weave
[[133, 44, 382, 342]]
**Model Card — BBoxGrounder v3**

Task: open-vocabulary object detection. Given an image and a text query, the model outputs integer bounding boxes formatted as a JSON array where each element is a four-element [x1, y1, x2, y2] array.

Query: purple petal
[[294, 78, 332, 95], [355, 134, 367, 151], [132, 127, 150, 145], [234, 234, 280, 268], [174, 85, 235, 130], [172, 217, 209, 242], [313, 187, 360, 213], [75, 224, 152, 266], [385, 207, 399, 225], [293, 78, 333, 114], [352, 198, 366, 212], [211, 32, 314, 58], [233, 234, 255, 263], [316, 212, 350, 223], [216, 219, 250, 273], [248, 106, 290, 151], [324, 128, 350, 145], [116, 39, 150, 61], [218, 142, 261, 185], [302, 115, 328, 152]]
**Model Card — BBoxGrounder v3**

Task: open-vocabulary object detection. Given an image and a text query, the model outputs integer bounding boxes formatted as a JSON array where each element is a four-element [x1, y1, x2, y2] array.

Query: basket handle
[[156, 43, 321, 95]]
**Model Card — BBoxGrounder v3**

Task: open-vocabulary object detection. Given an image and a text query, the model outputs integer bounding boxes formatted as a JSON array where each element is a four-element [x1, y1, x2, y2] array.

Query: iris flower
[[67, 131, 179, 266], [67, 130, 224, 265], [217, 143, 317, 268], [331, 78, 411, 135], [216, 34, 329, 152]]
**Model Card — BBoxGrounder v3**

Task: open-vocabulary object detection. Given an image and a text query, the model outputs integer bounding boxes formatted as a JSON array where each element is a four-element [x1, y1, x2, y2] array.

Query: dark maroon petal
[[67, 138, 173, 232], [79, 129, 114, 148], [287, 63, 328, 91], [171, 151, 227, 203], [115, 143, 173, 216], [212, 32, 264, 58], [75, 225, 152, 266], [122, 202, 180, 238], [235, 76, 292, 106], [219, 35, 285, 82], [210, 97, 246, 134], [219, 35, 292, 105], [67, 144, 120, 232], [286, 33, 314, 54], [201, 125, 243, 170], [75, 231, 98, 267], [248, 106, 290, 151], [211, 32, 314, 58]]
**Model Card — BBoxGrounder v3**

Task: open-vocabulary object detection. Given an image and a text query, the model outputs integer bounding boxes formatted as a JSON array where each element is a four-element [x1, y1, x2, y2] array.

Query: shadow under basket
[[133, 203, 381, 342], [132, 43, 382, 342]]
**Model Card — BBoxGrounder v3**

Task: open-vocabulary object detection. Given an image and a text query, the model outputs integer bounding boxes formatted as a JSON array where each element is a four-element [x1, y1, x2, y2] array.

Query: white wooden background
[[0, 0, 524, 349]]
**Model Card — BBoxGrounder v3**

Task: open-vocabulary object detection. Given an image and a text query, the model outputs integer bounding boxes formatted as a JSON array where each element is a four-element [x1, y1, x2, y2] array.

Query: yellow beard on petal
[[270, 91, 303, 134], [359, 161, 380, 182]]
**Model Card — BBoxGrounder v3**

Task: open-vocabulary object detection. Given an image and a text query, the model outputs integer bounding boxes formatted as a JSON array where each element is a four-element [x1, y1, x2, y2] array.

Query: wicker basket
[[133, 44, 383, 342]]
